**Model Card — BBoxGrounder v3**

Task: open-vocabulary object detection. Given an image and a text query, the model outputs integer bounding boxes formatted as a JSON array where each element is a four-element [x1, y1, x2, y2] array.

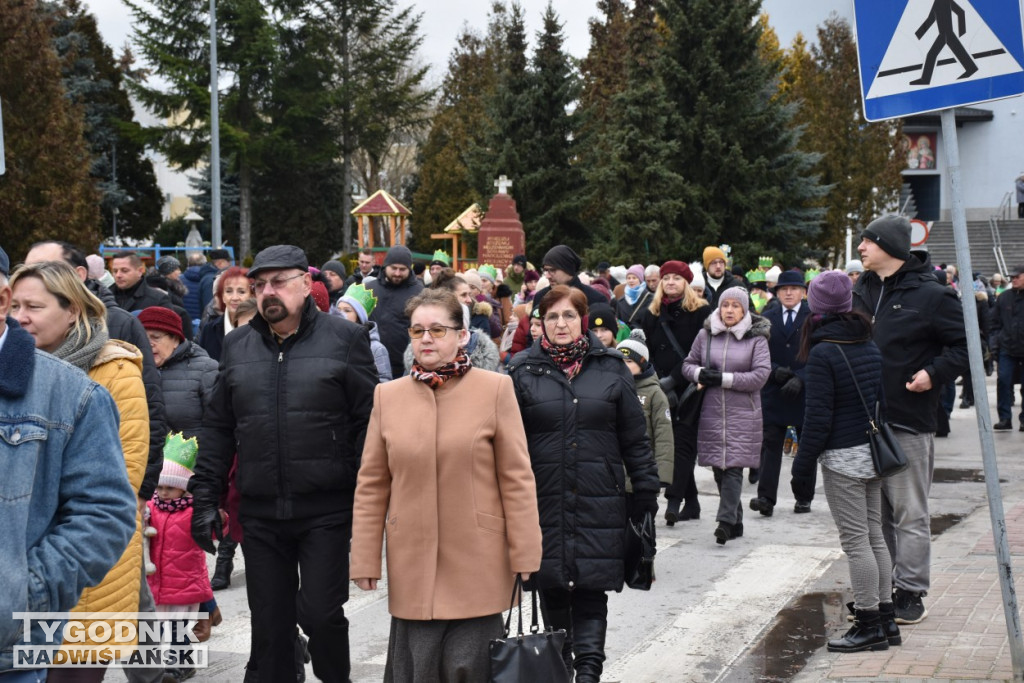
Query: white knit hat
[[617, 329, 649, 364]]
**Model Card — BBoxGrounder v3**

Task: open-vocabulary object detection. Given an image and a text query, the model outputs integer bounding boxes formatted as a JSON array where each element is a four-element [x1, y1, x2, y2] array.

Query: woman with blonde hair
[[641, 261, 712, 525], [10, 261, 149, 682]]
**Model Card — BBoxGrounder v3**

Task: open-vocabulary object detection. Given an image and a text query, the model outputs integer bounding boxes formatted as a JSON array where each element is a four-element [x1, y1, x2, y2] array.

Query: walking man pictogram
[[910, 0, 979, 85]]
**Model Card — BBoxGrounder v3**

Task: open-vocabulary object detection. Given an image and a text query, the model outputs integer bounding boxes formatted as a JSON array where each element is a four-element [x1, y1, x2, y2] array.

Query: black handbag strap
[[502, 574, 540, 637], [660, 318, 689, 361], [832, 344, 879, 432]]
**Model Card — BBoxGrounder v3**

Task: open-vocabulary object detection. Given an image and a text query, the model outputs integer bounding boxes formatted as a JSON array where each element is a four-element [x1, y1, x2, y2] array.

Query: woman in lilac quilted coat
[[682, 286, 771, 545]]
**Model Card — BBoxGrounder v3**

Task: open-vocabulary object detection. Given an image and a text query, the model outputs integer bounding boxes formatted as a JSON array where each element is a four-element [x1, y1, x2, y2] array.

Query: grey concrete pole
[[942, 107, 1024, 681], [209, 0, 222, 248]]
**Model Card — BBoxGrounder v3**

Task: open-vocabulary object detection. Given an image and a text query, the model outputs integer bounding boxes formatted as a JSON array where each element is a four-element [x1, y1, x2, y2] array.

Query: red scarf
[[411, 348, 473, 389], [541, 334, 590, 381]]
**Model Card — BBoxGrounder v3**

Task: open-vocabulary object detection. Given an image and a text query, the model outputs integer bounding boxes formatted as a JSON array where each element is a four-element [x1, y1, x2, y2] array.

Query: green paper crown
[[343, 284, 377, 318], [746, 269, 766, 283], [478, 264, 498, 282], [164, 432, 198, 471], [431, 249, 451, 266], [759, 255, 773, 269], [804, 268, 821, 283]]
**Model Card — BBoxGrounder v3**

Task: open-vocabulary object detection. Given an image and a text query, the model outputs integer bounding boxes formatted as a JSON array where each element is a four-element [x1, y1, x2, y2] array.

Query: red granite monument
[[477, 175, 525, 270]]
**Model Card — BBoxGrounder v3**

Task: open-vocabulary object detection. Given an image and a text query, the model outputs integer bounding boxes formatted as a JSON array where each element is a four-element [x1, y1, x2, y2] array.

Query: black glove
[[780, 375, 804, 399], [698, 368, 723, 387], [629, 490, 659, 524], [190, 488, 223, 555], [791, 475, 815, 504], [773, 366, 795, 385]]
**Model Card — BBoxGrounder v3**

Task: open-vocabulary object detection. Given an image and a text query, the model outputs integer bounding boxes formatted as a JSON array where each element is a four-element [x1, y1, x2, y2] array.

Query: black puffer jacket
[[367, 272, 424, 380], [793, 315, 883, 477], [641, 299, 712, 385], [112, 278, 173, 313], [508, 333, 659, 592], [991, 287, 1024, 357], [159, 340, 218, 439], [853, 256, 968, 433], [86, 279, 168, 501], [704, 271, 743, 308], [193, 297, 378, 520]]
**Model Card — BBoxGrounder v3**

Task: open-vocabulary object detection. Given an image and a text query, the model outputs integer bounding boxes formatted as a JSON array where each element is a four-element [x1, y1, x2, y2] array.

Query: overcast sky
[[83, 0, 855, 83]]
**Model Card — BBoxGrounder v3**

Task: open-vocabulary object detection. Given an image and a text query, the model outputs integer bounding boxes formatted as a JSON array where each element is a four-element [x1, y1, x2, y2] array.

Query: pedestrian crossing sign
[[853, 0, 1024, 121]]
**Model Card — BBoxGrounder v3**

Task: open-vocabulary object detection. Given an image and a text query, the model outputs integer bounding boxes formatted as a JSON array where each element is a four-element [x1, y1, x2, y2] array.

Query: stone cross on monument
[[494, 175, 513, 195]]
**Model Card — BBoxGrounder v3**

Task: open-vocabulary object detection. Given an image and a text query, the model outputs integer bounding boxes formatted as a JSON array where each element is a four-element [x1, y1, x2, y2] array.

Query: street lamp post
[[209, 0, 222, 248]]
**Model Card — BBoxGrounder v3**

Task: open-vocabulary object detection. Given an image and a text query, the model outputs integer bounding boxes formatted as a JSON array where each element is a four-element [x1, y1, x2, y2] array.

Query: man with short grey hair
[[853, 215, 968, 625]]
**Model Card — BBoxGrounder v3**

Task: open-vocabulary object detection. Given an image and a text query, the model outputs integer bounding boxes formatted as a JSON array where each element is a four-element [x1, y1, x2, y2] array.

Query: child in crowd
[[590, 303, 630, 348], [618, 330, 675, 489], [333, 284, 393, 382], [147, 434, 219, 682]]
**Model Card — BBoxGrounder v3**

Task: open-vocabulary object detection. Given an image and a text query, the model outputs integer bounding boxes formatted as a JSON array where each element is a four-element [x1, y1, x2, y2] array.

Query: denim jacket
[[0, 318, 136, 671]]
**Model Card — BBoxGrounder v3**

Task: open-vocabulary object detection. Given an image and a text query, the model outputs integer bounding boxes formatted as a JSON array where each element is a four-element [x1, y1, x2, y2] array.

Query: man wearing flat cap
[[190, 244, 378, 681], [853, 215, 968, 626]]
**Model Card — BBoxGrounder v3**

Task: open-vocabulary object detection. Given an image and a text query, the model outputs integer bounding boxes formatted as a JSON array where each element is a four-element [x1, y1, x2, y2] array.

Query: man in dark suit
[[751, 269, 812, 516]]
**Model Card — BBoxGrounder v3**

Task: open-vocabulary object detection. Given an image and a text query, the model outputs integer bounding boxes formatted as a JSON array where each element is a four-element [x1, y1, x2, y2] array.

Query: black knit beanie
[[861, 215, 912, 261], [542, 245, 581, 276]]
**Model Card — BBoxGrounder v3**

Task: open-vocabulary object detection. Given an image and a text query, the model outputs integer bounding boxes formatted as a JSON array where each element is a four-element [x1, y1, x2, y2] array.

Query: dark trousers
[[756, 423, 789, 505], [712, 467, 744, 525], [996, 351, 1024, 422], [666, 420, 698, 506], [241, 510, 352, 683]]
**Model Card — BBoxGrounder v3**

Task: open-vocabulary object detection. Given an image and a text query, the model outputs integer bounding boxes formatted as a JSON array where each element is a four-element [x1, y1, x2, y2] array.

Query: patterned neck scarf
[[541, 333, 590, 381], [152, 493, 193, 513], [411, 348, 473, 389]]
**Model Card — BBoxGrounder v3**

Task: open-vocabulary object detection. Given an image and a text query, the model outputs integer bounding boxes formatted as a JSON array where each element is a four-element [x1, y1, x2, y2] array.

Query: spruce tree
[[0, 0, 98, 258], [583, 0, 685, 265], [515, 3, 584, 260], [48, 0, 162, 241], [659, 0, 825, 267]]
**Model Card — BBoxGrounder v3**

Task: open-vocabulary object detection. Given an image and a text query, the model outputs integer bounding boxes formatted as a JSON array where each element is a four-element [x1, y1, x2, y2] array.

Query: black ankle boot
[[211, 538, 237, 591], [878, 602, 902, 646], [572, 617, 607, 683], [714, 521, 733, 545], [665, 498, 681, 526], [827, 609, 889, 653]]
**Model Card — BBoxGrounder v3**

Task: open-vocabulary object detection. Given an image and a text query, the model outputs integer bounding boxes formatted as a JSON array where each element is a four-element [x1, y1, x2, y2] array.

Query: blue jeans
[[996, 351, 1024, 422]]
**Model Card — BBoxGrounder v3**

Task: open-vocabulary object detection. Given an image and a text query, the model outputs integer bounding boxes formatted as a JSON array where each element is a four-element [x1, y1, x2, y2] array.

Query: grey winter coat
[[159, 340, 219, 439], [682, 313, 771, 469]]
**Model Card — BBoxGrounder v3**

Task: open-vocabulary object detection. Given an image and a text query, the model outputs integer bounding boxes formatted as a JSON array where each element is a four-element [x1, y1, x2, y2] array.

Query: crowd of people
[[3, 211, 993, 681]]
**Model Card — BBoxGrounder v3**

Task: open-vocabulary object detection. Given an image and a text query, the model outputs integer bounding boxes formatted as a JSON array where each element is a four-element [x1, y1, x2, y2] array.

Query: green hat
[[164, 432, 198, 470], [758, 255, 774, 269], [339, 284, 377, 323], [746, 269, 766, 284], [478, 264, 498, 283], [804, 268, 821, 283], [431, 249, 451, 267]]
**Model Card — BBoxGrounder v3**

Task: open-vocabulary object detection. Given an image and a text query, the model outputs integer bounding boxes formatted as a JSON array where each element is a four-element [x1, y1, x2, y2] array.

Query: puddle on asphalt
[[931, 512, 966, 537], [741, 591, 841, 682], [932, 467, 1006, 484]]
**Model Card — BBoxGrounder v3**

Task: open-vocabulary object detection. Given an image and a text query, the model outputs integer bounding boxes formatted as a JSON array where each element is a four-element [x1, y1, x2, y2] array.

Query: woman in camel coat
[[351, 288, 542, 682]]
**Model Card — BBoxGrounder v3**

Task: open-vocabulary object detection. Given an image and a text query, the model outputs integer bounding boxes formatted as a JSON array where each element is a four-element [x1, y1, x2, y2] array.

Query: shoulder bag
[[489, 575, 570, 683], [624, 511, 656, 590], [834, 345, 908, 478], [661, 319, 710, 426]]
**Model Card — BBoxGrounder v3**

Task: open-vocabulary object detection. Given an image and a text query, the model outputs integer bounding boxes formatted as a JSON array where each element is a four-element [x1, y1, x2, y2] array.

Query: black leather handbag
[[835, 345, 909, 478], [661, 320, 710, 426], [489, 575, 570, 683], [625, 511, 656, 590]]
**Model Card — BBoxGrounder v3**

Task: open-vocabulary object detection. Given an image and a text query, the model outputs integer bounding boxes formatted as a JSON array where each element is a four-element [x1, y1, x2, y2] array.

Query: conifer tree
[[48, 0, 162, 241], [660, 0, 825, 267], [583, 0, 684, 264], [0, 0, 98, 258]]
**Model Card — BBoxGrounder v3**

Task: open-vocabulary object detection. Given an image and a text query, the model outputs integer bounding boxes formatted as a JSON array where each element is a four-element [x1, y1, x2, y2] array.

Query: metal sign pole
[[942, 107, 1024, 681], [0, 97, 6, 176]]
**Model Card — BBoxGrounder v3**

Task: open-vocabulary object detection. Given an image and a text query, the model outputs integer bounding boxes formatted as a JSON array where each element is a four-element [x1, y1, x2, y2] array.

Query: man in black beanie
[[367, 245, 424, 378], [532, 244, 606, 312], [321, 259, 348, 304], [852, 214, 968, 626]]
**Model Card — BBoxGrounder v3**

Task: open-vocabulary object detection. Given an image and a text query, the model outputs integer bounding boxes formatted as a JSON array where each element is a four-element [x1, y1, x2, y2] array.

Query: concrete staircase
[[923, 219, 1024, 277]]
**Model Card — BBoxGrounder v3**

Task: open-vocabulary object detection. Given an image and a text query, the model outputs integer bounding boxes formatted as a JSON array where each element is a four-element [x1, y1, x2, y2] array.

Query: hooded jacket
[[182, 264, 218, 321], [192, 296, 378, 520], [682, 314, 771, 469], [159, 340, 219, 438], [853, 256, 968, 433], [508, 333, 659, 591], [367, 270, 425, 380]]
